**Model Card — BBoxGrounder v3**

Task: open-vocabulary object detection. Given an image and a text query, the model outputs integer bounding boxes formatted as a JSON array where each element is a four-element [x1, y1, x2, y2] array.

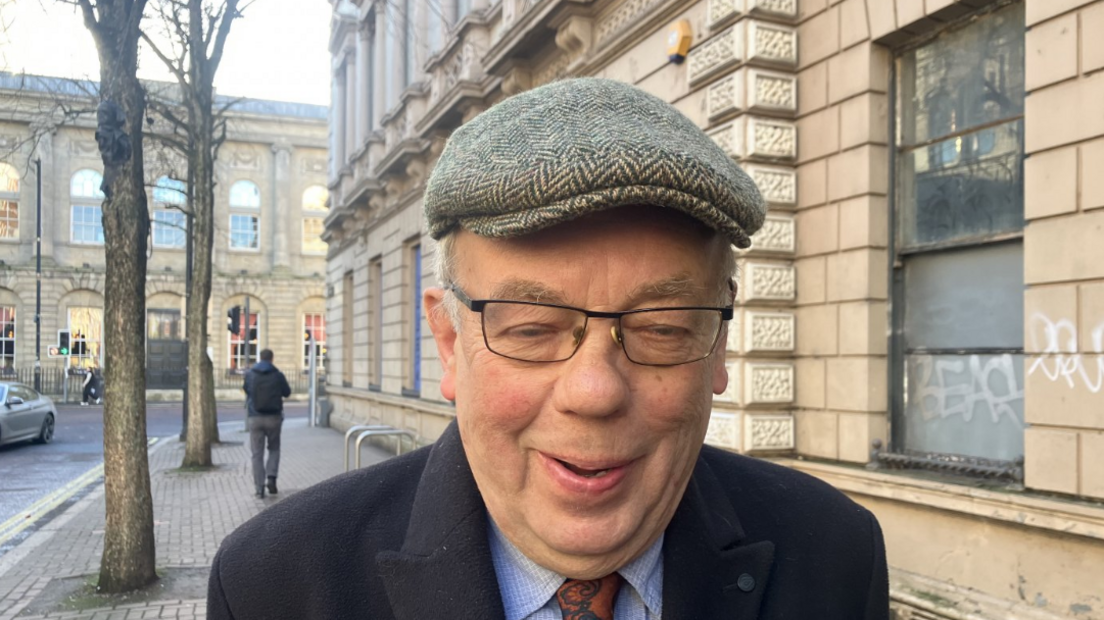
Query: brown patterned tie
[[555, 573, 624, 620]]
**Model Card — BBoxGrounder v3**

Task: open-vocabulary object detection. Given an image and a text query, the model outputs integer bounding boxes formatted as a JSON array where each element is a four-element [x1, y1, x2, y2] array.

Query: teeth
[[558, 459, 612, 478]]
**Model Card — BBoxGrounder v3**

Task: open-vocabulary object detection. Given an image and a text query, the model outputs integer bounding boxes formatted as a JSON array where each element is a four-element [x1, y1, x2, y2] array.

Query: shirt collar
[[488, 519, 664, 620]]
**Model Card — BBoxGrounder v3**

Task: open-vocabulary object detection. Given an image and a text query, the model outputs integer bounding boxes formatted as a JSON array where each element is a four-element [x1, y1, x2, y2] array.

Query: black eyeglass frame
[[448, 285, 734, 367]]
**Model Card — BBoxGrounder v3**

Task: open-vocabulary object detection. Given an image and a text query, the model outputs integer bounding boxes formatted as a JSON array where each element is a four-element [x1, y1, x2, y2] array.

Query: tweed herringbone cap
[[424, 77, 767, 248]]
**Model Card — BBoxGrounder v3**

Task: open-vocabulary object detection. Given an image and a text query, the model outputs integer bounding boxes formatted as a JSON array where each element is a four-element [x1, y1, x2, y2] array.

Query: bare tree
[[71, 0, 157, 593], [143, 0, 247, 466]]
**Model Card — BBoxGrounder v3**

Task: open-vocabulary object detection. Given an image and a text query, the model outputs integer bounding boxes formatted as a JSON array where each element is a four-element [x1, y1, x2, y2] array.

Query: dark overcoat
[[208, 421, 889, 619]]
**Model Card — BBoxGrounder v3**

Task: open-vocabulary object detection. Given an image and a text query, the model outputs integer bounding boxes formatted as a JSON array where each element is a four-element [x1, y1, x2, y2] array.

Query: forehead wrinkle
[[626, 275, 710, 305]]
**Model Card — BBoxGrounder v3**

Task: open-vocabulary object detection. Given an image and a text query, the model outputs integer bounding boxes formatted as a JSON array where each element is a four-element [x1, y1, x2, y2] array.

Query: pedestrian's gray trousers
[[248, 414, 282, 488]]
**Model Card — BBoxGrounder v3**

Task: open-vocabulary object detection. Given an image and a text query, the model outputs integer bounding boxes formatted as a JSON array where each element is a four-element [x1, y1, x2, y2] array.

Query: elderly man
[[208, 78, 889, 619]]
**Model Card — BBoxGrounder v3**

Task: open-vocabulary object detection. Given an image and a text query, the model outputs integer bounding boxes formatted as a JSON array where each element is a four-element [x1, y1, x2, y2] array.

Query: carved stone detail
[[708, 0, 742, 28], [744, 311, 795, 352], [69, 140, 99, 157], [744, 164, 796, 207], [706, 121, 743, 159], [707, 73, 743, 120], [556, 16, 593, 56], [687, 26, 742, 86], [301, 158, 327, 174], [747, 117, 796, 161], [748, 214, 795, 253], [745, 414, 795, 450], [748, 68, 797, 113], [597, 0, 664, 42], [230, 148, 262, 170], [502, 66, 533, 96], [533, 52, 577, 86], [744, 262, 795, 301], [715, 361, 741, 404], [744, 362, 794, 404], [705, 410, 741, 451], [747, 0, 797, 18], [747, 21, 797, 67]]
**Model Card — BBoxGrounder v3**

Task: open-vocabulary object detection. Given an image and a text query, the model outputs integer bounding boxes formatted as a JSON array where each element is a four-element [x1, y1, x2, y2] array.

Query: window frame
[[0, 163, 20, 241], [228, 310, 260, 372], [402, 241, 422, 397], [228, 213, 260, 252], [369, 257, 383, 391], [303, 312, 327, 372], [70, 169, 105, 246], [884, 3, 1027, 481], [0, 306, 15, 370]]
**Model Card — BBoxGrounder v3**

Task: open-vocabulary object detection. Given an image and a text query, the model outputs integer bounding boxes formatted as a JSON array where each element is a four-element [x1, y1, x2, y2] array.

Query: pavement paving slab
[[0, 417, 396, 620]]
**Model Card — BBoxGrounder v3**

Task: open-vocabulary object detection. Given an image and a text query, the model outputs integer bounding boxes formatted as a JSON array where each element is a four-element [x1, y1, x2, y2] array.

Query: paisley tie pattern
[[555, 573, 623, 620]]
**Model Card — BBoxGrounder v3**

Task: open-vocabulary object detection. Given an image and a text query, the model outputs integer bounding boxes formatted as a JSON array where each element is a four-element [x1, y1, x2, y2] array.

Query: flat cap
[[424, 77, 767, 249]]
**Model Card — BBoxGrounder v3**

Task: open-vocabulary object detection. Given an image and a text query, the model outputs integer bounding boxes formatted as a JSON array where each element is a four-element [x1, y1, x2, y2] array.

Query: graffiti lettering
[[912, 354, 1024, 424], [1026, 314, 1104, 394]]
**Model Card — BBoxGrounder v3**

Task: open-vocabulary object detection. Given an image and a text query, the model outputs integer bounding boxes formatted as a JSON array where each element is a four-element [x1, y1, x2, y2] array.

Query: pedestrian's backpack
[[250, 370, 283, 413]]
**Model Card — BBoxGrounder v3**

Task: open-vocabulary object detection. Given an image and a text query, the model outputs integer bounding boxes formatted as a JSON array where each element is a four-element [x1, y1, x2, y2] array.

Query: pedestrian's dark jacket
[[242, 361, 290, 416], [208, 421, 890, 619]]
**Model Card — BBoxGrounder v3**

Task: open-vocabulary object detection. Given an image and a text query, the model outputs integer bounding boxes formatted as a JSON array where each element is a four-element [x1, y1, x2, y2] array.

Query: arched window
[[152, 176, 187, 249], [0, 163, 19, 240], [229, 180, 260, 251], [70, 169, 104, 245], [301, 185, 329, 255]]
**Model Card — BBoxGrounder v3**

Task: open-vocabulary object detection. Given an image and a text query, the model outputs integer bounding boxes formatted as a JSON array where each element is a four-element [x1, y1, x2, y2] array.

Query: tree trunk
[[87, 0, 158, 593], [182, 68, 218, 466]]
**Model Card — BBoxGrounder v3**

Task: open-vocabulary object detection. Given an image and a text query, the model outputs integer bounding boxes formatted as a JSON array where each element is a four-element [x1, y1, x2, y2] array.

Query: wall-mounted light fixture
[[667, 20, 693, 64]]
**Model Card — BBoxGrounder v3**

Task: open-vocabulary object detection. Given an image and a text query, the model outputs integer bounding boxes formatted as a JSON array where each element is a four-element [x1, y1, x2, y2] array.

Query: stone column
[[333, 67, 346, 171], [390, 5, 406, 101], [356, 23, 372, 142], [271, 141, 292, 271], [374, 7, 388, 124], [344, 53, 356, 159]]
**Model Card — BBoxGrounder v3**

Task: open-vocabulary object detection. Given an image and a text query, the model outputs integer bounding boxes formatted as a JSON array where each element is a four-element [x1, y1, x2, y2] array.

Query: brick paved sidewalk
[[0, 418, 394, 619]]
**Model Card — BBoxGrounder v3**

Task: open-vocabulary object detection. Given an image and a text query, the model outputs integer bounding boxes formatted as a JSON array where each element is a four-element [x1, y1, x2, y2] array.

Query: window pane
[[229, 214, 259, 249], [68, 306, 103, 367], [70, 170, 105, 199], [904, 243, 1024, 350], [229, 180, 261, 209], [229, 312, 259, 371], [898, 119, 1023, 248], [302, 217, 327, 254], [71, 205, 104, 244], [303, 313, 327, 371], [897, 3, 1025, 146], [147, 310, 181, 339], [902, 353, 1024, 461], [411, 244, 421, 392], [0, 306, 15, 369], [153, 210, 186, 248], [154, 176, 186, 205], [302, 185, 329, 213], [0, 200, 18, 239], [0, 163, 19, 194]]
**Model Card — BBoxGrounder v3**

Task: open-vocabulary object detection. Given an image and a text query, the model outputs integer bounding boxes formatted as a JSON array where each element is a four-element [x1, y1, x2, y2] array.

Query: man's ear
[[425, 287, 458, 402]]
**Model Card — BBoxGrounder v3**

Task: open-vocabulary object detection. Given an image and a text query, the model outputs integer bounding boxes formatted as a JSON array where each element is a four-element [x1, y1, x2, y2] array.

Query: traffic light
[[58, 330, 70, 356], [227, 306, 241, 335]]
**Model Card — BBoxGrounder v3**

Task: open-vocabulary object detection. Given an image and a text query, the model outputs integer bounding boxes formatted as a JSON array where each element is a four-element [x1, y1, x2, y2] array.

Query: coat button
[[736, 573, 755, 592]]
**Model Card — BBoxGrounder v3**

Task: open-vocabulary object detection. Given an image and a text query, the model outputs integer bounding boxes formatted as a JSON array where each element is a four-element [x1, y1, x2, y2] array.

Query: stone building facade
[[324, 0, 1104, 617], [0, 75, 330, 397]]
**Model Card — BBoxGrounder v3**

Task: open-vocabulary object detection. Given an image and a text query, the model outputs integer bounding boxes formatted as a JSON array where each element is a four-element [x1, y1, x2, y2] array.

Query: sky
[[0, 0, 333, 106]]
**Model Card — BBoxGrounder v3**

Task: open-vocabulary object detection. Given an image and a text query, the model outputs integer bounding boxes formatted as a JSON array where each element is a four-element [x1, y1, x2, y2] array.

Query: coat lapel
[[375, 422, 507, 620], [662, 455, 775, 620]]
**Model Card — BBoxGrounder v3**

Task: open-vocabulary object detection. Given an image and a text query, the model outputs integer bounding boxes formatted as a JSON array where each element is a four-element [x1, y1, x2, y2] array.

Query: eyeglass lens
[[480, 302, 722, 365]]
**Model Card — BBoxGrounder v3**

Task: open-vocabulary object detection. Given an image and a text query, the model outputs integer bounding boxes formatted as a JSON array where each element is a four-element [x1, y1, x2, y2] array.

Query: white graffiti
[[1027, 314, 1104, 394], [912, 354, 1024, 424]]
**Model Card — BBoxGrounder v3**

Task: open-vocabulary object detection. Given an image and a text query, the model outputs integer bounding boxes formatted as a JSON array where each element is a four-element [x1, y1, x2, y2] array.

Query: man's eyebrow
[[626, 275, 709, 305], [488, 280, 568, 304]]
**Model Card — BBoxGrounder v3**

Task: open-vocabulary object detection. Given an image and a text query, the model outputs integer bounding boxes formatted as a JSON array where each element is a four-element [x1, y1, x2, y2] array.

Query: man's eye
[[631, 325, 688, 339], [502, 324, 561, 339]]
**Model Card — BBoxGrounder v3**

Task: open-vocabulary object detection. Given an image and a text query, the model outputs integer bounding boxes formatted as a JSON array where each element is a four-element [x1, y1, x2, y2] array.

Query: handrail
[[344, 425, 393, 471], [354, 429, 417, 469]]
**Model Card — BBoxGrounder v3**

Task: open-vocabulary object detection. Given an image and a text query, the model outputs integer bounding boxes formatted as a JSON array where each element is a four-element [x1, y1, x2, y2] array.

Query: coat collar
[[661, 452, 775, 619], [375, 423, 774, 620]]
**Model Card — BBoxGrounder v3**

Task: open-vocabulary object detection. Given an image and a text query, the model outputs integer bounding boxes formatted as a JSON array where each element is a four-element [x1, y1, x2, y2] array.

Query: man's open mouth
[[555, 458, 614, 478]]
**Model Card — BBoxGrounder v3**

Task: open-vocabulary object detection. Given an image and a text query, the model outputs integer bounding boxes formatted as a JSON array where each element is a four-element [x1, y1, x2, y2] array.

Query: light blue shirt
[[488, 520, 663, 620]]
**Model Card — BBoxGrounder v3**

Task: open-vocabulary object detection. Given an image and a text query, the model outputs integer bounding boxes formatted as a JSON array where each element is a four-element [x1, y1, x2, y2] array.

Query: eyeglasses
[[448, 285, 733, 367]]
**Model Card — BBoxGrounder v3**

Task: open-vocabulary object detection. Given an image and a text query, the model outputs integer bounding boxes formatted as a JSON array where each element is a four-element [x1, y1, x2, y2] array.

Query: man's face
[[425, 208, 731, 578]]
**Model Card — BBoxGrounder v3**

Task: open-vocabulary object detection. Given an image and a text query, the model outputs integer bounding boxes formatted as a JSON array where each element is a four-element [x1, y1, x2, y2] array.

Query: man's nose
[[551, 321, 630, 418]]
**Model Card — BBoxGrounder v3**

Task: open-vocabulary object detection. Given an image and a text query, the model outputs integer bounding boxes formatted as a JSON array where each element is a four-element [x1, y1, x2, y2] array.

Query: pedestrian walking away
[[243, 348, 291, 499]]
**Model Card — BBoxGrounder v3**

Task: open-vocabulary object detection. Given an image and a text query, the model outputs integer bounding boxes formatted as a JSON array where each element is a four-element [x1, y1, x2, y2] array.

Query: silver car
[[0, 382, 57, 446]]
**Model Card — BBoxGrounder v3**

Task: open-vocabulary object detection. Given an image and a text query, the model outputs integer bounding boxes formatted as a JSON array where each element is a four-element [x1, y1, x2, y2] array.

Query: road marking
[[0, 437, 161, 549]]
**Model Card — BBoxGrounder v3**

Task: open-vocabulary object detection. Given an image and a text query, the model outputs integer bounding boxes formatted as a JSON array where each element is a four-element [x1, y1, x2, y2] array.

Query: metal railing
[[343, 424, 417, 471]]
